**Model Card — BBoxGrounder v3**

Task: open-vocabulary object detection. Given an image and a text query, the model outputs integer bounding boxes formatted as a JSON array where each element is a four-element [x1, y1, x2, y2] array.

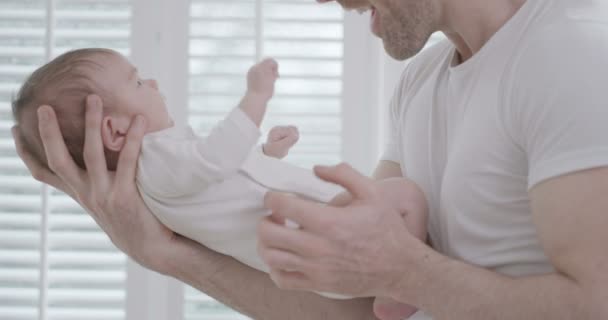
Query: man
[[13, 0, 608, 319]]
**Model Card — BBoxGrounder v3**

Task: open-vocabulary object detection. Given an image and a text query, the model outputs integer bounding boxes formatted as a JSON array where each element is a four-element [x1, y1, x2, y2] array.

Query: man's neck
[[438, 0, 527, 63]]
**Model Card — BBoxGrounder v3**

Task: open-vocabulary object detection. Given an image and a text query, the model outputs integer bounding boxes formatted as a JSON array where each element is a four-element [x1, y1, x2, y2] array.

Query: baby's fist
[[247, 58, 279, 100], [263, 125, 299, 159]]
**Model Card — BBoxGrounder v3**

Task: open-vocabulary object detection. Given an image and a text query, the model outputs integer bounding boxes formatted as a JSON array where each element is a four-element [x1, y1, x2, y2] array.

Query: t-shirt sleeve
[[380, 69, 409, 164], [503, 23, 608, 189], [138, 107, 261, 198]]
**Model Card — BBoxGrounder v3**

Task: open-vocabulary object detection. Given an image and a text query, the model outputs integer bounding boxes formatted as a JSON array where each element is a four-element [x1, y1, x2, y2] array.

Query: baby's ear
[[101, 115, 129, 152]]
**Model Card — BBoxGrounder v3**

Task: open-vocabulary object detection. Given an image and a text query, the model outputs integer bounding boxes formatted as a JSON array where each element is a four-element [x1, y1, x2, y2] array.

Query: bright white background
[[0, 0, 439, 319]]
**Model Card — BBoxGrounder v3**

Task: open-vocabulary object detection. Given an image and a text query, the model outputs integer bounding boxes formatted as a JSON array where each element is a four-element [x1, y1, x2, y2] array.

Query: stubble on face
[[379, 0, 437, 60], [331, 0, 437, 61]]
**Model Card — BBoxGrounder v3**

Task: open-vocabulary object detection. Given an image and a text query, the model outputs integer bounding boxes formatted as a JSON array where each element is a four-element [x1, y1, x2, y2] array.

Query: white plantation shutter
[[188, 0, 344, 168], [185, 0, 344, 318], [0, 1, 131, 319], [1, 2, 49, 319]]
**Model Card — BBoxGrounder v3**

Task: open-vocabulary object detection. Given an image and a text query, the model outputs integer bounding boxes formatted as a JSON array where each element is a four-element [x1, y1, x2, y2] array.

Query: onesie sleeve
[[502, 23, 608, 189], [137, 107, 261, 198]]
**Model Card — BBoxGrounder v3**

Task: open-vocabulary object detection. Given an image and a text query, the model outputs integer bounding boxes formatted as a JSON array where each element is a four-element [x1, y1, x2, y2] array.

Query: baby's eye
[[137, 79, 143, 87]]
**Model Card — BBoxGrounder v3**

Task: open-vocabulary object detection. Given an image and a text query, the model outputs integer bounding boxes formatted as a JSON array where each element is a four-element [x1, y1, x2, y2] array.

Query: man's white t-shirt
[[381, 0, 608, 318]]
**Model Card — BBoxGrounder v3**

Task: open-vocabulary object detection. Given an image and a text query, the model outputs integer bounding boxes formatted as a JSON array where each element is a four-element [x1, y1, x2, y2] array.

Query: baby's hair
[[12, 48, 121, 172]]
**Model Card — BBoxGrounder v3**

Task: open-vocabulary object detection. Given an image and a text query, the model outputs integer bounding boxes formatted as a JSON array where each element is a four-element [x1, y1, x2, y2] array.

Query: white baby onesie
[[136, 107, 342, 273]]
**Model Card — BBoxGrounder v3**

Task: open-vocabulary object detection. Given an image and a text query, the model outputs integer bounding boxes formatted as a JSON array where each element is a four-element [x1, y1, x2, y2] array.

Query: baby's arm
[[139, 59, 280, 197], [242, 59, 298, 159], [238, 58, 279, 127]]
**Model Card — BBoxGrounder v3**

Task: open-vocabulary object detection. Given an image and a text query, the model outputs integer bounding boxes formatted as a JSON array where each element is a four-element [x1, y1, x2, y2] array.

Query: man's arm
[[168, 237, 377, 320], [13, 97, 378, 320], [396, 167, 608, 320], [260, 164, 608, 320]]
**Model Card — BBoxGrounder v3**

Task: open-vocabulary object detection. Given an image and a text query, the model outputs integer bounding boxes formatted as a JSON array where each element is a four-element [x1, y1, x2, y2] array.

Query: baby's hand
[[247, 58, 279, 101], [263, 125, 299, 159]]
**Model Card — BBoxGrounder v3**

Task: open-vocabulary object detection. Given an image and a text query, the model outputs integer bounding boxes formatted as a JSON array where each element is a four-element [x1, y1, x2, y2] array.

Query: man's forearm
[[401, 245, 592, 320], [165, 236, 378, 320]]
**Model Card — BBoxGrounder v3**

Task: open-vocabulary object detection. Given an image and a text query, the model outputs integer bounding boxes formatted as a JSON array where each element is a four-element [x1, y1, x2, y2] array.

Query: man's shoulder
[[516, 0, 608, 63], [503, 0, 608, 95], [498, 1, 608, 156], [402, 38, 452, 85], [392, 38, 452, 104]]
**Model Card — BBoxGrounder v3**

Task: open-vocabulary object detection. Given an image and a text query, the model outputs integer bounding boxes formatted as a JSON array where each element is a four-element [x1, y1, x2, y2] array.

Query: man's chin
[[383, 42, 415, 61]]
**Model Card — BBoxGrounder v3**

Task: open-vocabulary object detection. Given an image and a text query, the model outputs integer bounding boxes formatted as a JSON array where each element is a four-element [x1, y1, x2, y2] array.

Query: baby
[[12, 48, 426, 320]]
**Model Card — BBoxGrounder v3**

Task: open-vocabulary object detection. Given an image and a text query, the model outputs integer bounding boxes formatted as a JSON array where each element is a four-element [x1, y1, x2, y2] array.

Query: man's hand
[[12, 94, 177, 273], [263, 125, 299, 159], [258, 163, 429, 298]]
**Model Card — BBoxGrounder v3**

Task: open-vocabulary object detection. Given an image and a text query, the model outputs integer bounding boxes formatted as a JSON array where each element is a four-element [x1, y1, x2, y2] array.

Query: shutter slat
[[0, 269, 39, 283], [0, 307, 38, 320], [49, 251, 125, 267], [47, 270, 125, 286], [48, 309, 123, 320], [47, 288, 124, 303], [0, 47, 44, 57], [0, 250, 39, 265]]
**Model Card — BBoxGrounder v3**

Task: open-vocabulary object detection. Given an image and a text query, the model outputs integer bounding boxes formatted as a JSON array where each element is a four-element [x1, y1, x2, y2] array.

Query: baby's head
[[12, 48, 172, 171]]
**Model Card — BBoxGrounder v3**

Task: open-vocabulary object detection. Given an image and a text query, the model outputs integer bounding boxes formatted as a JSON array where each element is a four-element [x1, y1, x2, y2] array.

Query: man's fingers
[[314, 163, 374, 200], [268, 212, 286, 225], [269, 268, 312, 291], [258, 216, 327, 257], [327, 191, 354, 207], [264, 192, 333, 231], [83, 95, 110, 191], [12, 125, 72, 194], [37, 105, 85, 191], [115, 115, 146, 190], [260, 247, 306, 273]]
